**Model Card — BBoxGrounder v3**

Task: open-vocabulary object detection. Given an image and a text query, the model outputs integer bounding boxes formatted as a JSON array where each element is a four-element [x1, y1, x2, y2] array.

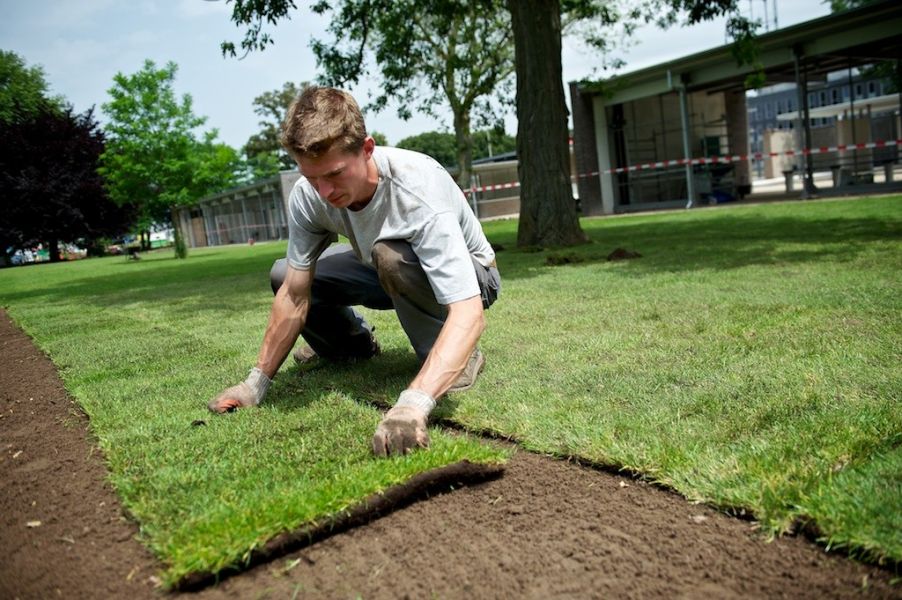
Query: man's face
[[297, 137, 376, 210]]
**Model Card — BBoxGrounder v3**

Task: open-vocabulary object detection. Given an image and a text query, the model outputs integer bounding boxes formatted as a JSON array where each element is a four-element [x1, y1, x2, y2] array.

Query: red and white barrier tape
[[467, 138, 900, 194]]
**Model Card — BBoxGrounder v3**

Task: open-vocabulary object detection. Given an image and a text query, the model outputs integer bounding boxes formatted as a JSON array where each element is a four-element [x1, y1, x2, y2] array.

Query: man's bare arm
[[256, 265, 313, 378], [372, 295, 485, 456], [409, 295, 485, 398], [208, 264, 312, 413]]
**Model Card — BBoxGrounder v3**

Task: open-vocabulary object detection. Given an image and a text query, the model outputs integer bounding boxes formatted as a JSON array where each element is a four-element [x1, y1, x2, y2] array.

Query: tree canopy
[[0, 106, 135, 263], [222, 0, 767, 248], [100, 60, 243, 253], [245, 80, 307, 173], [397, 128, 515, 168], [223, 0, 515, 189], [0, 50, 63, 125]]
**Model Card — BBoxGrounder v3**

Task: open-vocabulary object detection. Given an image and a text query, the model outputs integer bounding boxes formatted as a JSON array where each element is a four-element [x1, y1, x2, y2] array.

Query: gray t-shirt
[[286, 146, 495, 305]]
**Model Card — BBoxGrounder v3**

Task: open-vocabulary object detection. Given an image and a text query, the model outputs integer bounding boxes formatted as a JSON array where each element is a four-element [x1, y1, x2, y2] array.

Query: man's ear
[[362, 136, 376, 159]]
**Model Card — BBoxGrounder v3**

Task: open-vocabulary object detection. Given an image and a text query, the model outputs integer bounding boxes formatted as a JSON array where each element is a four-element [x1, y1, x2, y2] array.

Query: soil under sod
[[0, 309, 897, 599]]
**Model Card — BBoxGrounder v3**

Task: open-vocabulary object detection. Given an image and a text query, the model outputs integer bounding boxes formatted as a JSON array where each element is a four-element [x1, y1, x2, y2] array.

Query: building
[[747, 71, 896, 178], [175, 171, 299, 249], [570, 0, 902, 215]]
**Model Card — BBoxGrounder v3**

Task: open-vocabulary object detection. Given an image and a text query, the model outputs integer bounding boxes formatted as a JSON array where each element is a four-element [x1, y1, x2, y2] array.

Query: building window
[[868, 81, 876, 97], [831, 88, 839, 103], [808, 92, 817, 107], [842, 86, 849, 101], [819, 91, 827, 105], [855, 83, 863, 98]]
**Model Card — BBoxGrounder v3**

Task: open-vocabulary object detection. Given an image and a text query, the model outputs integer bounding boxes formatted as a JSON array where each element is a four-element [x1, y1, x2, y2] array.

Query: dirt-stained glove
[[208, 368, 271, 413], [372, 390, 435, 457]]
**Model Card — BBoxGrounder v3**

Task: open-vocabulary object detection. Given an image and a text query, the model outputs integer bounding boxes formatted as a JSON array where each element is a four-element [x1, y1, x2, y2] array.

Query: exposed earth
[[1, 308, 898, 599]]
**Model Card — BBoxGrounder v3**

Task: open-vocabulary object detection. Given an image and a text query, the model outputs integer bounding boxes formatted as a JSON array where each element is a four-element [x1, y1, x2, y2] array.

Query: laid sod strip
[[0, 244, 508, 586], [175, 459, 503, 590], [445, 195, 898, 564]]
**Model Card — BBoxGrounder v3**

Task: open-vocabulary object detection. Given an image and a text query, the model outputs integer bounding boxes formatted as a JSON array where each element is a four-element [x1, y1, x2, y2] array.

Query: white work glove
[[372, 389, 435, 457], [207, 368, 271, 413]]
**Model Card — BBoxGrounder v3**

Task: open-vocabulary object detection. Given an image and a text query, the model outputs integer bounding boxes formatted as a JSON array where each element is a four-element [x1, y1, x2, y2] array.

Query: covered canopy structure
[[570, 0, 902, 215]]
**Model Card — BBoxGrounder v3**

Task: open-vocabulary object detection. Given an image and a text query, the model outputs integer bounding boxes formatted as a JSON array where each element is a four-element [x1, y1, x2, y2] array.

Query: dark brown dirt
[[1, 308, 899, 600]]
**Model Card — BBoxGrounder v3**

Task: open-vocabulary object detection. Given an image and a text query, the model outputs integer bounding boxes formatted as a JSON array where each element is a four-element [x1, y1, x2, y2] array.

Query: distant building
[[747, 71, 894, 177]]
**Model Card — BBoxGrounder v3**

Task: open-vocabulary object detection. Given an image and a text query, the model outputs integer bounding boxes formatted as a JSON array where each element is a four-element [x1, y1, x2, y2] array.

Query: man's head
[[281, 87, 377, 210], [281, 86, 368, 160]]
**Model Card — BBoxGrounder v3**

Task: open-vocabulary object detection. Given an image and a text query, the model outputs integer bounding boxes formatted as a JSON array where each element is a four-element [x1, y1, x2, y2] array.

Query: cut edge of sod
[[172, 458, 505, 591]]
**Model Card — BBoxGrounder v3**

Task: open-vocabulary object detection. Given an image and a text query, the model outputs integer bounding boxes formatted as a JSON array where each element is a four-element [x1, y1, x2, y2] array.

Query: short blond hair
[[280, 86, 367, 160]]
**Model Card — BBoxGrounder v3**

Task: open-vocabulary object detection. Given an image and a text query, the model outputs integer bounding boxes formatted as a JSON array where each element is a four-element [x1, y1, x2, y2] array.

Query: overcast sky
[[1, 0, 831, 150]]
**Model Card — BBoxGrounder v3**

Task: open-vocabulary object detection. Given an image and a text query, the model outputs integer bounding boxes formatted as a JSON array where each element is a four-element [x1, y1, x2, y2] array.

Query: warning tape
[[467, 138, 900, 194]]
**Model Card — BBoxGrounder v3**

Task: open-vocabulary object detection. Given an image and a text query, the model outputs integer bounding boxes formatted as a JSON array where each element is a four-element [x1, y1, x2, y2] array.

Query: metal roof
[[576, 0, 902, 104]]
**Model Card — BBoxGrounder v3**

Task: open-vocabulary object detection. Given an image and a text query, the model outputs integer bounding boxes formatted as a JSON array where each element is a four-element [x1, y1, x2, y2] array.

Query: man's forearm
[[408, 295, 485, 399], [256, 287, 309, 378]]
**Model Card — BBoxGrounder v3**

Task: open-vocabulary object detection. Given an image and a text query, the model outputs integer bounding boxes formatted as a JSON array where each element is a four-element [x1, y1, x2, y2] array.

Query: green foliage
[[473, 127, 516, 159], [223, 0, 515, 187], [398, 128, 515, 166], [370, 130, 389, 146], [397, 131, 457, 166], [0, 106, 135, 261], [244, 81, 307, 172], [0, 50, 64, 125], [100, 60, 243, 241]]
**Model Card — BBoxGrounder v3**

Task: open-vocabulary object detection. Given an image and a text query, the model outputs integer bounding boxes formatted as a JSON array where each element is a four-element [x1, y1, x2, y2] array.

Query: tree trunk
[[508, 0, 586, 248], [48, 238, 62, 262], [453, 108, 474, 192], [170, 207, 187, 259]]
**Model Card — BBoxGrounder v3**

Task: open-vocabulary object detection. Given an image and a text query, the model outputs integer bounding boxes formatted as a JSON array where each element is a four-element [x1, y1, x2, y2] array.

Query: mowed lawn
[[1, 195, 899, 583], [0, 238, 508, 586]]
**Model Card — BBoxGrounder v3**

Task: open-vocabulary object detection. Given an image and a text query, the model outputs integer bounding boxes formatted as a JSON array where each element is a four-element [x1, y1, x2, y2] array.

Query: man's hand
[[208, 382, 259, 413], [207, 368, 271, 413], [372, 405, 430, 457]]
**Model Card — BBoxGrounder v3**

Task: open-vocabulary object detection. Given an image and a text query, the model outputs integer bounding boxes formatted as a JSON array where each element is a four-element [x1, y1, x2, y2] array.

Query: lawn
[[1, 195, 899, 582], [0, 240, 507, 586]]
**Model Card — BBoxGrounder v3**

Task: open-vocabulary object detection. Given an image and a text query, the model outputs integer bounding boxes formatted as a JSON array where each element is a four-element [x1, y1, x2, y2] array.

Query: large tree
[[509, 0, 585, 247], [223, 0, 515, 190], [222, 0, 757, 247], [508, 0, 760, 247], [100, 60, 242, 255], [0, 107, 135, 263]]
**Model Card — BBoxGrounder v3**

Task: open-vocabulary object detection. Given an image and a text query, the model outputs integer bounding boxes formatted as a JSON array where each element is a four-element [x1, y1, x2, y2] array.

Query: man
[[208, 86, 500, 457]]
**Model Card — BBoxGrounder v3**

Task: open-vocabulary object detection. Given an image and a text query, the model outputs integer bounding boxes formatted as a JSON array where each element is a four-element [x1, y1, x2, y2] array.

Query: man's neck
[[348, 155, 380, 211]]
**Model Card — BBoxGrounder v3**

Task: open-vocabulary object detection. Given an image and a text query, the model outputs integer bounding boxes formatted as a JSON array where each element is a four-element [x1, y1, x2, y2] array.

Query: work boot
[[448, 348, 485, 393]]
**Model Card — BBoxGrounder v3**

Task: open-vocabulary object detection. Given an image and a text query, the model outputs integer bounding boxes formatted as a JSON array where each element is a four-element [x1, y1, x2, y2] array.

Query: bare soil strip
[[1, 309, 898, 599]]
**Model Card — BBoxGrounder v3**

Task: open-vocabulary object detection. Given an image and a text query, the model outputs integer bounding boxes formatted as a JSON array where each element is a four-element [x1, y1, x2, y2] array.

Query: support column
[[679, 84, 696, 207], [569, 81, 603, 216], [240, 197, 251, 242], [592, 96, 616, 214], [793, 45, 817, 197]]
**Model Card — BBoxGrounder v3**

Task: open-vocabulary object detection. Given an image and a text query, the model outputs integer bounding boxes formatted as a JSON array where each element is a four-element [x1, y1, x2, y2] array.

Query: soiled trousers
[[270, 241, 500, 363]]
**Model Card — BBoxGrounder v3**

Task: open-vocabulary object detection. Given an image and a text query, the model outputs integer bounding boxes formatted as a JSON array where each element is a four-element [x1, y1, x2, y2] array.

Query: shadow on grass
[[491, 211, 900, 282], [268, 347, 423, 412]]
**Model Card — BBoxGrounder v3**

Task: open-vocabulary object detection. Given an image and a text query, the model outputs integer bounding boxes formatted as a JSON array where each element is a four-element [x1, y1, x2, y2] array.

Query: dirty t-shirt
[[286, 146, 495, 305]]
